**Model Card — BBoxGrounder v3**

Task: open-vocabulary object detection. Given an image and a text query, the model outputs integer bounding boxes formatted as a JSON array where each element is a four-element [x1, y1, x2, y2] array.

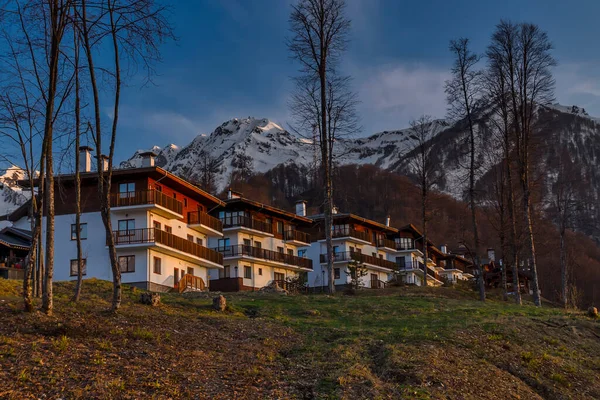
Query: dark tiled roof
[[0, 227, 32, 250]]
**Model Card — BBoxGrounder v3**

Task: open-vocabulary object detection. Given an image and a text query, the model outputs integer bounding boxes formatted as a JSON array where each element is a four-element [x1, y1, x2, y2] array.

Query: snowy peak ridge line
[[117, 103, 600, 195]]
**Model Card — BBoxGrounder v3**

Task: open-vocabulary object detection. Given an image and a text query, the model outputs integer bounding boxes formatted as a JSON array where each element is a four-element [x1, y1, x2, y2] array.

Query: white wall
[[44, 208, 220, 287]]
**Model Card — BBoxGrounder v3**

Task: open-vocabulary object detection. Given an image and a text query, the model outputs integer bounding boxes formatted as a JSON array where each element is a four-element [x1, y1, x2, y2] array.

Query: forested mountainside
[[228, 163, 600, 309]]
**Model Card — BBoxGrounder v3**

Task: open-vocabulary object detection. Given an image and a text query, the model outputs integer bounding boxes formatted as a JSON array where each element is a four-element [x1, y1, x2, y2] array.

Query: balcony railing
[[110, 190, 183, 215], [376, 238, 396, 249], [187, 211, 223, 233], [397, 261, 440, 280], [283, 229, 311, 244], [220, 215, 273, 234], [317, 227, 373, 243], [320, 251, 397, 270], [215, 244, 313, 270], [111, 228, 223, 265]]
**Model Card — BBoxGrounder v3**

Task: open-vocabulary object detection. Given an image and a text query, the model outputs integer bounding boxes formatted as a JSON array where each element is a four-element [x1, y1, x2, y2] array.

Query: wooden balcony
[[215, 245, 313, 270], [110, 190, 183, 219], [376, 238, 396, 249], [320, 251, 397, 271], [220, 215, 273, 236], [187, 211, 223, 235], [111, 228, 223, 267], [283, 229, 311, 245]]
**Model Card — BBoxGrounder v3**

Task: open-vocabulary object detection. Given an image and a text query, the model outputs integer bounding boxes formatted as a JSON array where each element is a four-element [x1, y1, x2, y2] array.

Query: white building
[[304, 212, 398, 289], [35, 148, 225, 292], [207, 193, 313, 291]]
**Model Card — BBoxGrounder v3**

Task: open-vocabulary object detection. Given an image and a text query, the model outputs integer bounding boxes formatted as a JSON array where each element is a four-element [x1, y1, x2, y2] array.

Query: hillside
[[1, 279, 599, 399]]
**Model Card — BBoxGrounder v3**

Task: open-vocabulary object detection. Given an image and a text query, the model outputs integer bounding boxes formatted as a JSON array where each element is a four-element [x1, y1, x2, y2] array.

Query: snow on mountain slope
[[119, 144, 180, 169], [162, 118, 316, 190], [0, 166, 29, 217]]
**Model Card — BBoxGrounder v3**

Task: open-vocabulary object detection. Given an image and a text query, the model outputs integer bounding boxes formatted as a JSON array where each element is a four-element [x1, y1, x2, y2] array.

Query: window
[[183, 198, 188, 207], [196, 237, 203, 246], [118, 219, 135, 235], [265, 218, 272, 228], [298, 249, 307, 258], [175, 268, 180, 283], [372, 252, 377, 257], [254, 241, 261, 249], [334, 268, 340, 279], [349, 246, 355, 253], [69, 259, 87, 276], [118, 255, 135, 273], [277, 246, 284, 254], [396, 237, 414, 250], [155, 184, 162, 192], [70, 223, 87, 240], [276, 221, 284, 234], [287, 249, 293, 256], [243, 238, 252, 247], [274, 272, 285, 281], [223, 265, 230, 278], [258, 268, 263, 276], [218, 238, 230, 250], [165, 226, 172, 233], [333, 246, 339, 254], [187, 234, 194, 242], [153, 257, 162, 274], [173, 193, 177, 200], [153, 221, 161, 230], [333, 224, 349, 236], [244, 266, 252, 279], [187, 267, 194, 276], [119, 182, 135, 198]]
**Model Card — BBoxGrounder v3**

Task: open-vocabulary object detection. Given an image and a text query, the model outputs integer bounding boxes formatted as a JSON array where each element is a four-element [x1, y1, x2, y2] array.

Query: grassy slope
[[0, 280, 599, 399]]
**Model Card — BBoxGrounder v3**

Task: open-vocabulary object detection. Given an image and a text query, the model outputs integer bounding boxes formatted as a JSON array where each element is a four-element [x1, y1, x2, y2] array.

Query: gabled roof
[[220, 197, 313, 224], [20, 166, 225, 208], [310, 213, 398, 234], [0, 227, 31, 250]]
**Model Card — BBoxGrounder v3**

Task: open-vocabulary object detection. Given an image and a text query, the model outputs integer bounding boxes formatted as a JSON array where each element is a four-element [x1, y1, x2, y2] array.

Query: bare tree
[[72, 11, 84, 302], [445, 37, 485, 301], [409, 115, 437, 287], [550, 152, 579, 308], [488, 21, 556, 307], [77, 0, 173, 310], [288, 0, 356, 294], [485, 31, 523, 305], [0, 1, 74, 315]]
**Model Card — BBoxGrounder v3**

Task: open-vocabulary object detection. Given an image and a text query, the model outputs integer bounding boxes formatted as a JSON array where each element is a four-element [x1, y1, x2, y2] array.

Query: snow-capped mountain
[[119, 104, 600, 241], [0, 166, 30, 216]]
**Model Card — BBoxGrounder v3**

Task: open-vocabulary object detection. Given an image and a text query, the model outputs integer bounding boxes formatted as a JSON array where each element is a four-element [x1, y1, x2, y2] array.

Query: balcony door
[[370, 274, 378, 288], [274, 272, 285, 282], [117, 219, 135, 237]]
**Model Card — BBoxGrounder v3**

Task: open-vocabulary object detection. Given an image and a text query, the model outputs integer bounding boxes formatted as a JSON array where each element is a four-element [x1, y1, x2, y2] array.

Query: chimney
[[385, 215, 391, 227], [295, 200, 307, 217], [79, 146, 93, 173], [440, 244, 448, 254], [139, 151, 157, 168], [331, 206, 338, 215], [96, 154, 109, 172], [487, 248, 496, 262]]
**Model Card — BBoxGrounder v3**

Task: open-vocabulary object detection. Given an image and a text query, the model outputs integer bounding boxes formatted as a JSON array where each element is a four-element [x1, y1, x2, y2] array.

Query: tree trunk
[[422, 190, 428, 287], [522, 183, 541, 306], [73, 23, 83, 302], [559, 223, 567, 308]]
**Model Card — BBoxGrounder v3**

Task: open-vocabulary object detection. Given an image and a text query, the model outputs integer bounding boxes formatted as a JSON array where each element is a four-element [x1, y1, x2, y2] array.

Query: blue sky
[[113, 0, 600, 162]]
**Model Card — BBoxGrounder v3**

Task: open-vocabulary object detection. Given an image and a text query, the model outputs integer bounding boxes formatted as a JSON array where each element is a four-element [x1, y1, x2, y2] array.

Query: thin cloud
[[356, 63, 450, 133]]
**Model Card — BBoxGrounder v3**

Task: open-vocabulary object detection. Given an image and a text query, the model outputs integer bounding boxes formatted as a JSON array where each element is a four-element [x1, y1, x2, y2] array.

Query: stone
[[140, 292, 160, 306], [213, 295, 226, 312], [588, 306, 598, 318], [259, 281, 288, 295]]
